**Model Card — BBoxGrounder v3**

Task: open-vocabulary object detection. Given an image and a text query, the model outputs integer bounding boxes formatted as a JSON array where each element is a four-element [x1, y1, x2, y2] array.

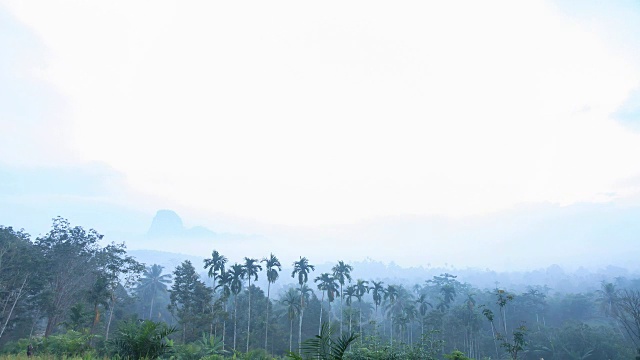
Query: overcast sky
[[2, 0, 640, 227]]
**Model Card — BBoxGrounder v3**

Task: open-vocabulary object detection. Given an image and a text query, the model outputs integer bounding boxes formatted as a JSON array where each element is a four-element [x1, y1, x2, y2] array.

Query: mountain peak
[[148, 209, 185, 238]]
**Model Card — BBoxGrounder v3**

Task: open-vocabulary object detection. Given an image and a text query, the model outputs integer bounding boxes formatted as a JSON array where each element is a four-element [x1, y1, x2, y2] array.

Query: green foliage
[[110, 319, 176, 359], [292, 322, 358, 360], [30, 330, 95, 357], [443, 350, 472, 360]]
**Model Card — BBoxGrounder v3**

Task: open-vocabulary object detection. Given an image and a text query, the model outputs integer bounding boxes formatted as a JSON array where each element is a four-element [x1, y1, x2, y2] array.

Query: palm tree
[[315, 273, 338, 335], [332, 261, 353, 335], [204, 250, 228, 291], [280, 288, 301, 353], [384, 284, 399, 345], [596, 281, 619, 318], [403, 303, 418, 345], [243, 257, 262, 352], [415, 294, 432, 340], [227, 263, 246, 352], [370, 281, 386, 323], [292, 256, 315, 353], [135, 264, 172, 320], [215, 271, 233, 350], [344, 285, 356, 334], [261, 253, 281, 350], [354, 279, 369, 340]]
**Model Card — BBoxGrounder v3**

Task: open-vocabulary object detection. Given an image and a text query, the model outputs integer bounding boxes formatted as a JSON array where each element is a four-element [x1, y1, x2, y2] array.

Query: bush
[[110, 320, 176, 359]]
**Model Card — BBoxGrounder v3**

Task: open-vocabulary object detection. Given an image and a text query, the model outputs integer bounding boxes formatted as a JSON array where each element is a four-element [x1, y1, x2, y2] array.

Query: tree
[[215, 270, 233, 350], [204, 250, 227, 293], [315, 273, 338, 335], [35, 217, 103, 336], [227, 263, 246, 351], [332, 261, 353, 336], [203, 250, 227, 343], [135, 264, 172, 320], [615, 289, 640, 354], [280, 288, 301, 353], [415, 293, 432, 340], [370, 280, 386, 324], [384, 284, 399, 345], [262, 253, 281, 350], [0, 226, 42, 341], [243, 257, 262, 352], [169, 260, 213, 343], [354, 279, 369, 340], [344, 285, 356, 334], [292, 257, 315, 353], [96, 242, 144, 340], [85, 274, 110, 337], [596, 281, 619, 318]]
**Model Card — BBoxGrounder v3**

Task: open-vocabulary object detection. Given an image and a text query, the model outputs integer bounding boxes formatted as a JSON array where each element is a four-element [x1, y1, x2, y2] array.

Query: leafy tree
[[615, 289, 640, 354], [262, 253, 281, 350], [292, 257, 315, 353], [85, 274, 110, 337], [95, 242, 144, 340], [0, 226, 42, 341], [332, 261, 353, 336], [169, 260, 213, 343], [35, 217, 103, 336]]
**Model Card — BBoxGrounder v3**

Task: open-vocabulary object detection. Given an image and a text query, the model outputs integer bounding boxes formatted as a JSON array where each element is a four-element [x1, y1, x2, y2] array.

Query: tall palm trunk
[[340, 284, 344, 335], [289, 318, 293, 352], [358, 301, 363, 341], [298, 308, 304, 353], [148, 287, 156, 320], [222, 301, 227, 351], [265, 282, 271, 350], [298, 283, 304, 353], [246, 280, 252, 353], [319, 291, 325, 334], [233, 295, 238, 351]]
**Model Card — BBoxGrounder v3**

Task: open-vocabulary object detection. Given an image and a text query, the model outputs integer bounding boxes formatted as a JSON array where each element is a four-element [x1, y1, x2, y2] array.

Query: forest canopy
[[1, 218, 640, 359]]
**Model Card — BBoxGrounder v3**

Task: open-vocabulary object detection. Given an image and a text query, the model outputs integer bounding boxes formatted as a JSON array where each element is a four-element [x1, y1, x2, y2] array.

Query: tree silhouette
[[332, 261, 353, 336], [292, 257, 315, 353], [243, 257, 262, 352], [262, 253, 281, 350]]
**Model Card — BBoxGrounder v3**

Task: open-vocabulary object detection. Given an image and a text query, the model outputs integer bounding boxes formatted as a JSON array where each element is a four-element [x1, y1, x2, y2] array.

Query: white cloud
[[4, 0, 640, 225]]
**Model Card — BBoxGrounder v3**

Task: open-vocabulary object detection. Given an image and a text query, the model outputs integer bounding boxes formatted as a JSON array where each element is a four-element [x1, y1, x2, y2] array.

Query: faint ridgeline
[[147, 209, 217, 239]]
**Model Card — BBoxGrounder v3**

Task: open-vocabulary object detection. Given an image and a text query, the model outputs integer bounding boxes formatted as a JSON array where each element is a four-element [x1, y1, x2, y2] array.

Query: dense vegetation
[[2, 218, 640, 359]]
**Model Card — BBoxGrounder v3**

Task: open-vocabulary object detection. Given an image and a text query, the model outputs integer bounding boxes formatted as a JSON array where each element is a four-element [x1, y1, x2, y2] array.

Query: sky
[[2, 0, 640, 230]]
